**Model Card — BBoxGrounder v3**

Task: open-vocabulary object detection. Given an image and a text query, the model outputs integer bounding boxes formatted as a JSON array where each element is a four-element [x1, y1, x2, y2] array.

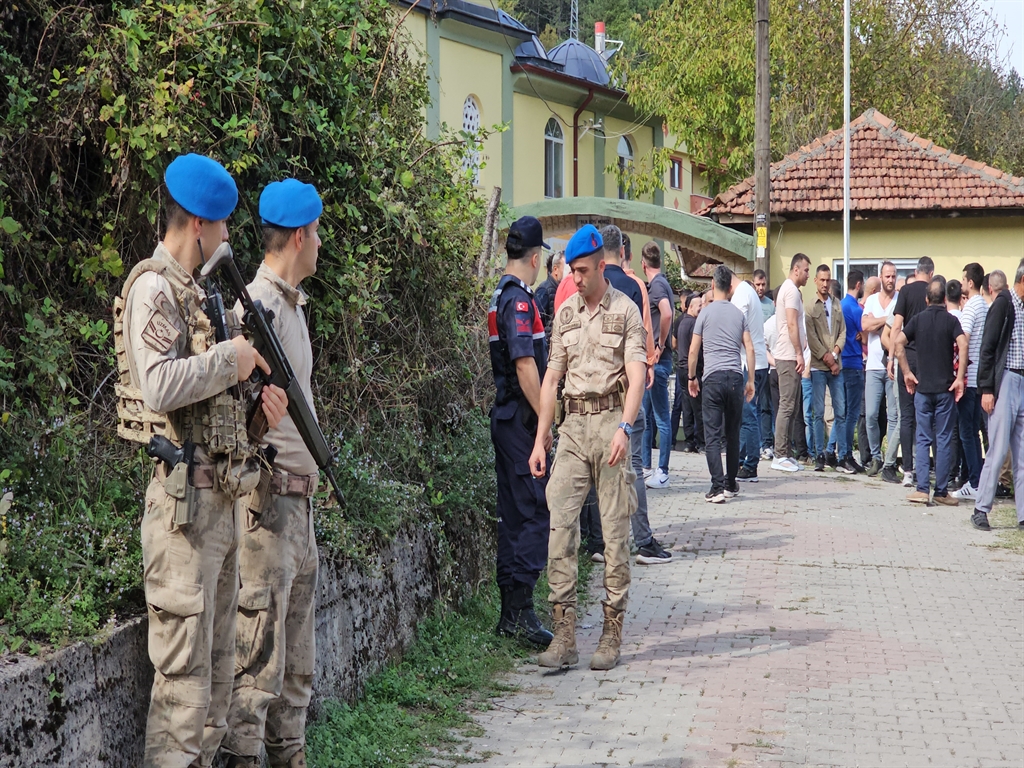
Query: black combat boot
[[495, 583, 513, 636], [497, 583, 553, 645]]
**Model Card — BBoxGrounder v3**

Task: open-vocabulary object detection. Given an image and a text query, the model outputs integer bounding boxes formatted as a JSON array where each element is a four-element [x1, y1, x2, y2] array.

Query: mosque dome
[[547, 38, 610, 86]]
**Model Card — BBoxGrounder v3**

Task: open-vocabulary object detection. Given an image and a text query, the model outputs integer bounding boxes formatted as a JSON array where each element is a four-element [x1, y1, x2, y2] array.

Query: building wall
[[768, 216, 1024, 300], [437, 37, 505, 194], [512, 95, 595, 204]]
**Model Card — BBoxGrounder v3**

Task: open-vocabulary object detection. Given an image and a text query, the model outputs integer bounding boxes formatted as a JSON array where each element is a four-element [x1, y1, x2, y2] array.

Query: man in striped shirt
[[952, 263, 988, 500]]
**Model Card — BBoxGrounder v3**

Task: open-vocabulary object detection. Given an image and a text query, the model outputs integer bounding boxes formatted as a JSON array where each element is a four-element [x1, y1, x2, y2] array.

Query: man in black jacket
[[972, 262, 1024, 531], [535, 250, 564, 339]]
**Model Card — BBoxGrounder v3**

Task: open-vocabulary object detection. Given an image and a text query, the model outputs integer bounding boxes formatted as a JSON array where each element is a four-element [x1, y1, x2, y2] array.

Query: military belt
[[270, 470, 319, 498], [155, 462, 217, 489], [563, 392, 623, 415]]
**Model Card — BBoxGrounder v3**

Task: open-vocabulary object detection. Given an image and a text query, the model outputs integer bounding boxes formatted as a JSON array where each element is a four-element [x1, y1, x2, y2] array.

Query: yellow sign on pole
[[756, 226, 767, 248]]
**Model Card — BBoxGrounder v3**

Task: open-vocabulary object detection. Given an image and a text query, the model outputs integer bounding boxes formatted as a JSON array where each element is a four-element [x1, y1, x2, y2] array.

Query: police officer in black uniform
[[488, 216, 554, 645]]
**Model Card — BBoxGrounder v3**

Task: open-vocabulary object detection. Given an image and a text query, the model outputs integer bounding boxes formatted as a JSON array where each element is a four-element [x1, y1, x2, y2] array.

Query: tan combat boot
[[589, 604, 624, 670], [537, 604, 578, 667], [268, 750, 307, 768]]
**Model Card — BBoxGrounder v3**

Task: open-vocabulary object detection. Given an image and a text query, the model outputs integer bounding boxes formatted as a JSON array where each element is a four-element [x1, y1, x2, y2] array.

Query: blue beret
[[164, 154, 238, 221], [565, 224, 604, 264], [259, 179, 323, 229]]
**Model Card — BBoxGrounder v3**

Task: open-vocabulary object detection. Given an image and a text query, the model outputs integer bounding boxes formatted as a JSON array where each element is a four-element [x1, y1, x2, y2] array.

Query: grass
[[988, 504, 1024, 556], [307, 547, 598, 768]]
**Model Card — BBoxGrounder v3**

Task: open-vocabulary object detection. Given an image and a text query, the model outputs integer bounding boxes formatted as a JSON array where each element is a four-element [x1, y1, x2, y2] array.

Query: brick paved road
[[468, 452, 1024, 768]]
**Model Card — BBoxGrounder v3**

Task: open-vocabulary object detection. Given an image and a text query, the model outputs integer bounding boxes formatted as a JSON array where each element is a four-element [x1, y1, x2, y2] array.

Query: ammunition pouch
[[204, 392, 258, 459], [217, 456, 262, 500], [244, 459, 275, 520]]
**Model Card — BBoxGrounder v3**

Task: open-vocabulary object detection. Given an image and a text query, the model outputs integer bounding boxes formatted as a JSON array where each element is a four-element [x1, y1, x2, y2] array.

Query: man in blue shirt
[[488, 216, 554, 646], [840, 270, 866, 472]]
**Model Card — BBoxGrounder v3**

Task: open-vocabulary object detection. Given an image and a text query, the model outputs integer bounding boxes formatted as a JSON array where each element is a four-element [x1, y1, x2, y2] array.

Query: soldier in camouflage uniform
[[221, 180, 324, 768], [529, 224, 647, 671], [114, 153, 288, 768]]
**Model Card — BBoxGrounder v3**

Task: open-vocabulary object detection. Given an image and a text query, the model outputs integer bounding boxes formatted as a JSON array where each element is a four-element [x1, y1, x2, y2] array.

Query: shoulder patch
[[141, 308, 180, 353]]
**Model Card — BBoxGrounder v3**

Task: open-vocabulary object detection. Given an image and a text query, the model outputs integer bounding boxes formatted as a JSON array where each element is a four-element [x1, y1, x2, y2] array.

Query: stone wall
[[0, 516, 492, 768]]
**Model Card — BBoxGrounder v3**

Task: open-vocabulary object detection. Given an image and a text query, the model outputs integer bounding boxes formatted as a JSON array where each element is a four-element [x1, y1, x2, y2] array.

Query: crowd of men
[[490, 216, 1024, 672]]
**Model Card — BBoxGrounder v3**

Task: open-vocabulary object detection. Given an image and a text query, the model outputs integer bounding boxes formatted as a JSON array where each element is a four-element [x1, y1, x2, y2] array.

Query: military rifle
[[200, 243, 344, 506]]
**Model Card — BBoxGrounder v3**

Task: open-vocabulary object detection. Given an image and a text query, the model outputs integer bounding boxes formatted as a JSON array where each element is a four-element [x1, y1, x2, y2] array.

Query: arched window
[[461, 95, 482, 185], [617, 136, 633, 199], [544, 118, 564, 199]]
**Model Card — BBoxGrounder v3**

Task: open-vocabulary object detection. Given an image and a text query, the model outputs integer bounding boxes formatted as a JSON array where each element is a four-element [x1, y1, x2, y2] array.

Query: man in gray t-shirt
[[688, 266, 756, 502]]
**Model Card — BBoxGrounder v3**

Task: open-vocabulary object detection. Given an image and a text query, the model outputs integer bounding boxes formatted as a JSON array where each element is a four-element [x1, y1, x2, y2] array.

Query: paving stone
[[466, 452, 1024, 767]]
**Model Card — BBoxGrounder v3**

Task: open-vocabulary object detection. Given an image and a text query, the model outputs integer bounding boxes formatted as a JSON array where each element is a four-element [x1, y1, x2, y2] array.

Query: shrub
[[0, 0, 494, 646]]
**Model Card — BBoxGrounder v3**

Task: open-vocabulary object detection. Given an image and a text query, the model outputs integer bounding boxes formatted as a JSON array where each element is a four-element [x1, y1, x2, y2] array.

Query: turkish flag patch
[[516, 301, 530, 313]]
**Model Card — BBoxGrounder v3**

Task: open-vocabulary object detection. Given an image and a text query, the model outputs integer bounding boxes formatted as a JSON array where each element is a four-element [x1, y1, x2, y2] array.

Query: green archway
[[502, 197, 753, 275]]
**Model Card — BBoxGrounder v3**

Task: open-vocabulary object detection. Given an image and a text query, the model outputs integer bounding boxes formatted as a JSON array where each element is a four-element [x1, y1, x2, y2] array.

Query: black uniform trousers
[[491, 400, 550, 590]]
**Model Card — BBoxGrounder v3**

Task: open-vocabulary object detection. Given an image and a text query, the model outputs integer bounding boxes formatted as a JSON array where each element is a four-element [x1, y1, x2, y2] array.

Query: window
[[461, 95, 481, 185], [669, 158, 683, 190], [831, 258, 918, 285], [617, 136, 633, 199], [544, 118, 564, 198]]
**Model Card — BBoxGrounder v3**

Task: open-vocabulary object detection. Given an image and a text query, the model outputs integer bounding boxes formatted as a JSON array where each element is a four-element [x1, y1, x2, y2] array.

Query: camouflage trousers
[[546, 409, 636, 612], [141, 472, 239, 768], [222, 493, 318, 764]]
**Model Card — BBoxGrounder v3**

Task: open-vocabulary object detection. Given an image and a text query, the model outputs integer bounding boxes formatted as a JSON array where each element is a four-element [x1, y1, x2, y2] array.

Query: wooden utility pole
[[754, 0, 770, 281]]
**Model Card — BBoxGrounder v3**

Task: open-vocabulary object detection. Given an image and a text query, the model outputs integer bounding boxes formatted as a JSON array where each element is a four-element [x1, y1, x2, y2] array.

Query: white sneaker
[[902, 470, 914, 487], [953, 481, 977, 500], [642, 468, 654, 479], [760, 448, 775, 461], [645, 469, 670, 489], [771, 457, 800, 473]]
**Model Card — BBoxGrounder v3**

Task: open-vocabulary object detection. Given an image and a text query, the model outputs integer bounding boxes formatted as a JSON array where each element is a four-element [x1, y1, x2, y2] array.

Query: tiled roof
[[703, 109, 1024, 217]]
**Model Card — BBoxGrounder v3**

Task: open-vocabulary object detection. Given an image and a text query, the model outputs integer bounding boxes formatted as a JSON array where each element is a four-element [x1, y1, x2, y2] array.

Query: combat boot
[[537, 604, 578, 667], [589, 604, 624, 671], [268, 749, 307, 768], [494, 583, 512, 637], [497, 583, 554, 646]]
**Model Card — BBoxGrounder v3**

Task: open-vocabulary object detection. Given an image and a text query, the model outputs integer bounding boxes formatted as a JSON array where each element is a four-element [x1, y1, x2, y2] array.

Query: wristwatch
[[618, 422, 633, 437], [688, 375, 698, 381]]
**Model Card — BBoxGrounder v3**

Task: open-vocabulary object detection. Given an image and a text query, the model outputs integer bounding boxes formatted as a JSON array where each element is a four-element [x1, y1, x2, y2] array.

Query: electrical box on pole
[[754, 0, 770, 281]]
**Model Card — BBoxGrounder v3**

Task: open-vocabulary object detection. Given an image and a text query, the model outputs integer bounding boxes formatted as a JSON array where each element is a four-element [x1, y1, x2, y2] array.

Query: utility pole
[[842, 0, 851, 282], [754, 0, 770, 281]]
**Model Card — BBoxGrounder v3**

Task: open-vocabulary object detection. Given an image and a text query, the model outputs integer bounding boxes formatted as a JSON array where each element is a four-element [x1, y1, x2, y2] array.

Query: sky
[[981, 0, 1024, 75]]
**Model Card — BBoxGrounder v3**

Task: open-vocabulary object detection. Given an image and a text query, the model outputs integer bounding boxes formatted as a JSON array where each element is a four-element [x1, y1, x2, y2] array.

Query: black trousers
[[491, 401, 550, 590], [702, 370, 744, 492], [898, 364, 917, 473], [671, 371, 685, 448]]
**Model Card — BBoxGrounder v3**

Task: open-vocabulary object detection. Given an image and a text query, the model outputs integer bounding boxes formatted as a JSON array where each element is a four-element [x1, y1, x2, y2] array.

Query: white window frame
[[617, 136, 634, 200], [669, 157, 683, 190], [544, 118, 564, 199], [461, 95, 482, 186], [831, 258, 918, 286]]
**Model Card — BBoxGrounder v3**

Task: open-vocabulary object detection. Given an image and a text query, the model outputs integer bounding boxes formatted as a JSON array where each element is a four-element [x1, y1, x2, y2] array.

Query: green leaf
[[1, 218, 20, 235]]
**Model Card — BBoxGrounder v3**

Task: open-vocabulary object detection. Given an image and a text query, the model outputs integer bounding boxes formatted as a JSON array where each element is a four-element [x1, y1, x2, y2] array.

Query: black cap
[[507, 216, 550, 250]]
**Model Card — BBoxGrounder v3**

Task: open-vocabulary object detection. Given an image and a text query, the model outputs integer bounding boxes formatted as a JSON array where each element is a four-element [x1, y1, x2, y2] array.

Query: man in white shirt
[[771, 254, 811, 472], [953, 262, 989, 499], [731, 275, 770, 482], [862, 260, 900, 480]]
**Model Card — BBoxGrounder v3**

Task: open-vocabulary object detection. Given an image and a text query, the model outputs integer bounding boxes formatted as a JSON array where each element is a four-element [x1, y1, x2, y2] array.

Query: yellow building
[[394, 0, 736, 270], [703, 109, 1024, 295]]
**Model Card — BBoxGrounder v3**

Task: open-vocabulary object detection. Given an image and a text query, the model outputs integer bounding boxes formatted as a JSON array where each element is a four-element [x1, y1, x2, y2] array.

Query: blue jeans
[[865, 369, 898, 462], [740, 368, 769, 470], [957, 387, 983, 487], [802, 377, 818, 456], [811, 369, 848, 459], [914, 391, 956, 496], [642, 357, 673, 473], [843, 368, 865, 460]]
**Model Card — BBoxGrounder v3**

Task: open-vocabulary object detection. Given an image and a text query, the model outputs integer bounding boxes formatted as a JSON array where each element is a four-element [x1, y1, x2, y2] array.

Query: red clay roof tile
[[702, 108, 1024, 217]]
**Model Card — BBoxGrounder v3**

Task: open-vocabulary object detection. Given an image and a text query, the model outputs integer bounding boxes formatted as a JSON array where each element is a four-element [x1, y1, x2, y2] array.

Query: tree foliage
[[618, 0, 1024, 191], [0, 0, 494, 646]]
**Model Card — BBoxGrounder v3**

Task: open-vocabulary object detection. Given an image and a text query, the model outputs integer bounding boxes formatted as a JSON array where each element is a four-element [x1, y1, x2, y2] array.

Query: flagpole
[[843, 0, 851, 281]]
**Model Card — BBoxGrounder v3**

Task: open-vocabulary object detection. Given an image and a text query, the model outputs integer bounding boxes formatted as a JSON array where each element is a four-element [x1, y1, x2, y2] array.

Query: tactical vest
[[113, 257, 257, 461]]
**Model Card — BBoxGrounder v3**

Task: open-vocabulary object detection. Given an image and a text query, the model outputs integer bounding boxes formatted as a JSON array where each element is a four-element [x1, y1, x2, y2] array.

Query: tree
[[618, 0, 1022, 191]]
